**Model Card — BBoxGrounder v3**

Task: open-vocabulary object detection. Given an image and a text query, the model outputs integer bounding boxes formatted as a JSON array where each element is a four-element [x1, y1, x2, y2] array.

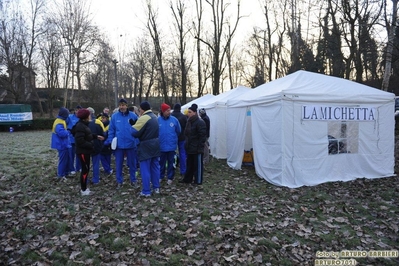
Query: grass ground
[[0, 130, 398, 265]]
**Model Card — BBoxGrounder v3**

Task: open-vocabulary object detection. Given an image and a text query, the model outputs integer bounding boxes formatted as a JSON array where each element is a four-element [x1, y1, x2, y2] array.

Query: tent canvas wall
[[226, 70, 395, 188], [199, 86, 251, 159]]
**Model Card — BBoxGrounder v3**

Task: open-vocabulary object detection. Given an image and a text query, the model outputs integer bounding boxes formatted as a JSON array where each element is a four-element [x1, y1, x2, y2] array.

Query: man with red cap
[[158, 103, 181, 185]]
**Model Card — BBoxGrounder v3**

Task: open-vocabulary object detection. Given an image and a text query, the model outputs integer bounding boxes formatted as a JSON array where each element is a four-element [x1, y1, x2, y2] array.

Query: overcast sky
[[91, 0, 266, 49]]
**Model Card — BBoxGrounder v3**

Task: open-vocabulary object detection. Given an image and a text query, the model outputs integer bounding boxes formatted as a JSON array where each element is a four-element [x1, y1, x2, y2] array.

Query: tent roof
[[181, 94, 215, 111], [227, 70, 394, 107], [200, 86, 251, 109]]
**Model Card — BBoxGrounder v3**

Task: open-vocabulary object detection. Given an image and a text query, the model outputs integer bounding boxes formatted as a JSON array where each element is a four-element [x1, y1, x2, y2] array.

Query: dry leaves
[[0, 131, 398, 265]]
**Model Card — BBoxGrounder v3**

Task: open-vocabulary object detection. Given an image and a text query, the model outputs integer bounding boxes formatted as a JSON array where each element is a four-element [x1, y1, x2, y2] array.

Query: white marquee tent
[[199, 86, 251, 159], [181, 94, 215, 113], [226, 70, 395, 188]]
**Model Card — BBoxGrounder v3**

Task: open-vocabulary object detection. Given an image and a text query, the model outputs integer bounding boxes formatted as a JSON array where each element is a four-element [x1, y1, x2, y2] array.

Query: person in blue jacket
[[130, 101, 161, 197], [51, 107, 71, 181], [67, 105, 82, 174], [158, 103, 181, 185], [104, 98, 139, 190], [87, 107, 105, 184]]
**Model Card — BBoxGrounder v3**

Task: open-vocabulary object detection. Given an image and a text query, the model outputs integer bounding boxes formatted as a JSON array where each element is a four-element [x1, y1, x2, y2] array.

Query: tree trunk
[[382, 0, 397, 91]]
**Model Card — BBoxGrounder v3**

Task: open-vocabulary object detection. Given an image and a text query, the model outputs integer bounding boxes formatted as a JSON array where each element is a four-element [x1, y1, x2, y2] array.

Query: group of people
[[51, 98, 210, 197]]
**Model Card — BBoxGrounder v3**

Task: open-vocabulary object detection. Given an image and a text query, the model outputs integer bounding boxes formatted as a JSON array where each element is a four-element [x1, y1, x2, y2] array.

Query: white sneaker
[[154, 188, 160, 194], [70, 171, 76, 175], [167, 179, 173, 185], [81, 189, 91, 196]]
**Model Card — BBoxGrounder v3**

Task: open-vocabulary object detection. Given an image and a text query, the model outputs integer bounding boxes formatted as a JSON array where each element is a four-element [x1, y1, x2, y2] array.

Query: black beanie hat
[[140, 101, 151, 111], [58, 107, 69, 120], [173, 103, 181, 111], [188, 104, 197, 113], [119, 98, 127, 105]]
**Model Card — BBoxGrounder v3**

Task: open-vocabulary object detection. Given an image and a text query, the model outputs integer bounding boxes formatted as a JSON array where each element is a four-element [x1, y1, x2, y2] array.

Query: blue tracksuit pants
[[114, 148, 137, 184], [140, 157, 160, 195], [68, 144, 81, 172], [100, 154, 112, 174], [177, 140, 186, 175], [91, 153, 101, 183], [160, 151, 175, 180], [57, 148, 69, 177]]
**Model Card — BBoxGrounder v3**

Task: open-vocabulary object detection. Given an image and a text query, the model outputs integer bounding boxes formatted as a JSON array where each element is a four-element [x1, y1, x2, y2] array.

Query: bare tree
[[52, 0, 100, 107], [382, 0, 398, 91], [0, 1, 26, 103], [244, 1, 276, 86], [316, 0, 345, 77], [130, 39, 148, 105], [340, 0, 383, 81], [225, 26, 236, 89], [144, 52, 157, 100], [38, 18, 62, 118], [196, 0, 242, 95], [263, 2, 275, 82], [84, 38, 114, 104], [289, 0, 300, 73], [244, 0, 289, 83], [245, 28, 267, 87], [145, 0, 169, 104], [129, 35, 157, 104], [193, 0, 207, 97], [273, 0, 289, 79], [24, 0, 45, 116], [170, 0, 192, 104]]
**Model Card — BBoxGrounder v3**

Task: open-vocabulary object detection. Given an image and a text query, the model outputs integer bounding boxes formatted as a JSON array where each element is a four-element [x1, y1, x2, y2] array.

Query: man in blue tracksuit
[[130, 101, 160, 197], [104, 99, 139, 190], [158, 103, 181, 185]]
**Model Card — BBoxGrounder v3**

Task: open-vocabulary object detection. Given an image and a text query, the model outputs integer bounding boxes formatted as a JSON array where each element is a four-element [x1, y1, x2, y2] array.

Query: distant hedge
[[30, 118, 54, 130], [0, 118, 54, 132]]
